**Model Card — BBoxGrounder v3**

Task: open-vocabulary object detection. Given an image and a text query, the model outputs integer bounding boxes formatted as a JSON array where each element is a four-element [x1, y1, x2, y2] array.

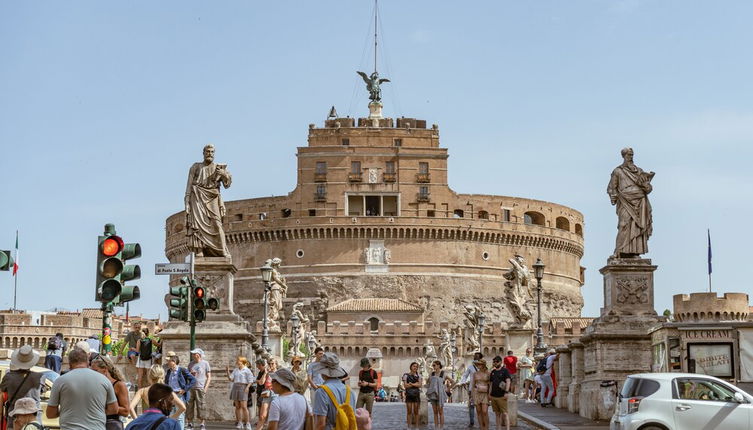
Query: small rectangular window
[[351, 161, 361, 174], [427, 210, 435, 217], [308, 209, 316, 216], [233, 213, 243, 222], [419, 186, 429, 195], [315, 161, 327, 174], [394, 138, 402, 147], [342, 138, 350, 146], [503, 209, 511, 222], [316, 184, 326, 194], [385, 161, 395, 174], [419, 162, 429, 174]]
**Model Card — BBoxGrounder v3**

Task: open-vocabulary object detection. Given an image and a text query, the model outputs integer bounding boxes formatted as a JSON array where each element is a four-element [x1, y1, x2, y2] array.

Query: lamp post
[[290, 313, 301, 356], [477, 311, 486, 353], [532, 258, 547, 355], [259, 260, 273, 352]]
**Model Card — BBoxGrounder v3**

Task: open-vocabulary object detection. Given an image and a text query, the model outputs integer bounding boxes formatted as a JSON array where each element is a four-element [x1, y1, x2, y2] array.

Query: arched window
[[575, 223, 583, 237], [523, 211, 545, 226], [368, 317, 379, 331], [453, 209, 464, 218], [478, 210, 489, 220], [556, 217, 570, 231]]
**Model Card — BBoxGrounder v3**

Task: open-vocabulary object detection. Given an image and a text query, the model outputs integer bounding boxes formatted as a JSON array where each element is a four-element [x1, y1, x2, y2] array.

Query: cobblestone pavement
[[203, 402, 535, 429]]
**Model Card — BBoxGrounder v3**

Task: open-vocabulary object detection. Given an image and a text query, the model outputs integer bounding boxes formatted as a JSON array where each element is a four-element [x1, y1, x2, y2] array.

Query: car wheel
[[641, 426, 667, 430]]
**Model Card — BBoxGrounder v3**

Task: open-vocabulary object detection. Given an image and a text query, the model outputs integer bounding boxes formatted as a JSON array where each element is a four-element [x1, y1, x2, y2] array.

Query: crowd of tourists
[[0, 321, 560, 430]]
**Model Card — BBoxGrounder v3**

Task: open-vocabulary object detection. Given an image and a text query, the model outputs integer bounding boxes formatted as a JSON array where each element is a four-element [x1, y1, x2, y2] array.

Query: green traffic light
[[119, 286, 140, 303], [0, 250, 13, 271]]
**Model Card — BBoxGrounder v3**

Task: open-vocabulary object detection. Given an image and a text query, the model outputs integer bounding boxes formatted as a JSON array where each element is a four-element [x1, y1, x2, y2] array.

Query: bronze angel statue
[[357, 71, 390, 102]]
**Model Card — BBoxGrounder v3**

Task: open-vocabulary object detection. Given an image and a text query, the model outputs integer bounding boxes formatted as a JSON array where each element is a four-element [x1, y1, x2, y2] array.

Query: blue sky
[[1, 1, 752, 320]]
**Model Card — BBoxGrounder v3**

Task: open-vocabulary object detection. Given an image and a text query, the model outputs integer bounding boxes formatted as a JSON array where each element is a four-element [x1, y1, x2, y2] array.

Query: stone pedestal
[[160, 258, 268, 421], [368, 101, 383, 119], [505, 328, 533, 356], [193, 256, 236, 314], [555, 346, 571, 409], [578, 258, 661, 420], [567, 342, 584, 414]]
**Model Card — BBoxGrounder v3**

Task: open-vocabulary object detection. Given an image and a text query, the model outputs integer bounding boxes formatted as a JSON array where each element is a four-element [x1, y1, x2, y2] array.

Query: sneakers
[[236, 422, 243, 429], [245, 424, 253, 430], [186, 425, 193, 430], [200, 425, 206, 430]]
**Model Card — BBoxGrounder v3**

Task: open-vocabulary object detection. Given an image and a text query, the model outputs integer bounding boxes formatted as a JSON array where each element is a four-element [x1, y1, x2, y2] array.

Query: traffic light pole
[[189, 253, 196, 351], [101, 301, 114, 354]]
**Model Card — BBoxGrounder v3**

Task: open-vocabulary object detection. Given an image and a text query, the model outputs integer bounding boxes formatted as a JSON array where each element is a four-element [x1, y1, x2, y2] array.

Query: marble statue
[[357, 71, 390, 102], [608, 147, 655, 258], [503, 254, 534, 327], [268, 258, 288, 331], [437, 328, 454, 369], [417, 340, 438, 379], [288, 302, 309, 358], [383, 248, 391, 264], [463, 304, 481, 353], [306, 330, 321, 362], [185, 144, 232, 257]]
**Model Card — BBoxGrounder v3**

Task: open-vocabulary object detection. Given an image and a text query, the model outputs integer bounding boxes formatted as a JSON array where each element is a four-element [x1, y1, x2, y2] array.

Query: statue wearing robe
[[185, 144, 232, 257], [607, 147, 654, 258]]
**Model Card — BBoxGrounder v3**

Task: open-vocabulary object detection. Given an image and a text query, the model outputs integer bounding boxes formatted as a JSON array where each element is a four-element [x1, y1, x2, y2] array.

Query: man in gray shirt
[[46, 348, 117, 430], [186, 348, 211, 430]]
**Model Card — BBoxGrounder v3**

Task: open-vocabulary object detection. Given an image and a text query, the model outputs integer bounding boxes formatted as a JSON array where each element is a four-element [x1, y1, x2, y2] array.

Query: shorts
[[490, 396, 508, 414], [127, 350, 139, 359], [230, 383, 249, 401], [405, 389, 421, 403], [473, 392, 489, 406], [137, 357, 152, 369], [510, 373, 519, 386]]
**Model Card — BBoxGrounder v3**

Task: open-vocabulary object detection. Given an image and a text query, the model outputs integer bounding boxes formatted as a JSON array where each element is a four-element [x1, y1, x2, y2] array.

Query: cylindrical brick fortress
[[166, 115, 585, 326]]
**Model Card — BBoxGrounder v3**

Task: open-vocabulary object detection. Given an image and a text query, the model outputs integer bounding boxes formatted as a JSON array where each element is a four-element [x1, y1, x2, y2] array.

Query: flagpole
[[707, 229, 713, 293], [13, 230, 18, 311]]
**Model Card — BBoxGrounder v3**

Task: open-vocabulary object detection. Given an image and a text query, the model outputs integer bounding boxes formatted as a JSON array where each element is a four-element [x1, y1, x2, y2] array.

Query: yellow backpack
[[320, 384, 357, 430]]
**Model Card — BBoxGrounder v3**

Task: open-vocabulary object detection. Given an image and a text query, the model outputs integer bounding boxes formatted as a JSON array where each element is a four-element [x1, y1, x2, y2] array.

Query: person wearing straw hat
[[310, 352, 355, 430], [0, 345, 43, 428], [9, 397, 43, 430], [267, 368, 308, 430]]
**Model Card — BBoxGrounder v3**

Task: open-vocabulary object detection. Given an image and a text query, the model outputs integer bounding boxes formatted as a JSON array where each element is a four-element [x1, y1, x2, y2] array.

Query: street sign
[[155, 263, 191, 275]]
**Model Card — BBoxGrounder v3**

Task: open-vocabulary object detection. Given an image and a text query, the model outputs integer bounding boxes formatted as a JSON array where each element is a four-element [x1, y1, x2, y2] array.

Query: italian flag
[[12, 231, 18, 276]]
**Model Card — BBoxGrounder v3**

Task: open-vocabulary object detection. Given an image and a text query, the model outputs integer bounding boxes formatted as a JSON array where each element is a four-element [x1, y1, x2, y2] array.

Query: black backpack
[[536, 358, 547, 374], [139, 338, 153, 360], [46, 336, 61, 351]]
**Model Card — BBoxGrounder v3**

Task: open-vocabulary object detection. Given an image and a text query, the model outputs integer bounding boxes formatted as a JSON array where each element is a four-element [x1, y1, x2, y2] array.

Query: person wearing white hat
[[186, 348, 211, 430], [0, 345, 43, 428], [311, 352, 356, 430], [9, 397, 42, 430], [267, 368, 308, 430]]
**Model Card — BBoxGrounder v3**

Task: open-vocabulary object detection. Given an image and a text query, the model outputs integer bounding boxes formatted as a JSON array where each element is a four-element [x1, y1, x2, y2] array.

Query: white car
[[611, 372, 753, 430]]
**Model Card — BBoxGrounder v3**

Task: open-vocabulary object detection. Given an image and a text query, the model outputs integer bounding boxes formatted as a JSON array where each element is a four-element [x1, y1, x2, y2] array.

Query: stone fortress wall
[[165, 113, 587, 331], [0, 310, 127, 351], [673, 292, 750, 322]]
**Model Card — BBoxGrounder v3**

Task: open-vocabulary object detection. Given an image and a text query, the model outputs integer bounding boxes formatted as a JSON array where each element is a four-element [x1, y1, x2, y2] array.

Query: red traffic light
[[102, 236, 124, 257], [195, 287, 205, 299]]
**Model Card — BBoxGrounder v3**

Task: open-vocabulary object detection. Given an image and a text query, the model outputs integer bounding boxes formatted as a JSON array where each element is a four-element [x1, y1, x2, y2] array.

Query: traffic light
[[0, 250, 12, 272], [118, 240, 141, 304], [193, 282, 207, 322], [96, 225, 124, 302], [95, 223, 141, 304], [169, 277, 190, 321]]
